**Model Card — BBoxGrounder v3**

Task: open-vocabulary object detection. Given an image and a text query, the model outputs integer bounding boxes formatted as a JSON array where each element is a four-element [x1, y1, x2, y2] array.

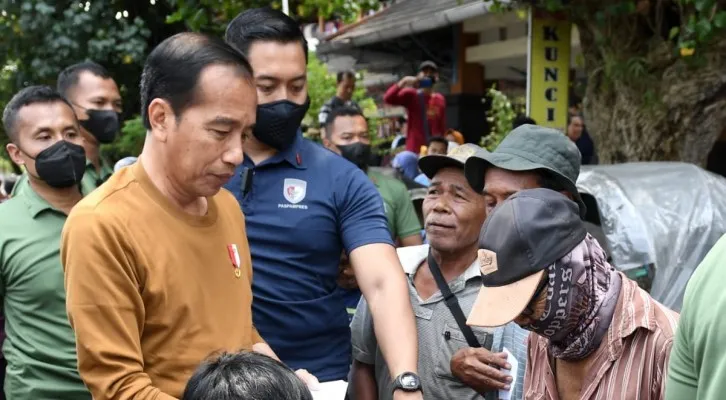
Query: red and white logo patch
[[283, 178, 307, 204]]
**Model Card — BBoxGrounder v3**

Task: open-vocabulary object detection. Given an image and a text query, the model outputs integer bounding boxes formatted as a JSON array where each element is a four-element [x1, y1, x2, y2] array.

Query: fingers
[[469, 359, 512, 390], [295, 369, 321, 391], [470, 349, 511, 370]]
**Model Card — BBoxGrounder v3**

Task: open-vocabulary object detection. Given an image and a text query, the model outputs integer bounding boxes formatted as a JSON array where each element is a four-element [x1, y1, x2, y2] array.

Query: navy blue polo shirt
[[224, 132, 393, 382]]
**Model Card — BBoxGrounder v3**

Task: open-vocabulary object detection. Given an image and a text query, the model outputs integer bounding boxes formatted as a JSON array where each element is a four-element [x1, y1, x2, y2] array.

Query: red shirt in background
[[383, 84, 447, 153]]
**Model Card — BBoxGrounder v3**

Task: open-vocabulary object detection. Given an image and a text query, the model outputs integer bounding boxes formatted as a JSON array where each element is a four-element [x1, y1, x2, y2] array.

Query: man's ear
[[322, 137, 335, 152], [6, 143, 24, 167], [147, 98, 173, 143]]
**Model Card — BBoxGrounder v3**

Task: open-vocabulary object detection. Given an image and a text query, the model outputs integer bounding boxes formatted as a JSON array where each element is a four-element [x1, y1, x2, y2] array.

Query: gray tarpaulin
[[577, 162, 726, 311]]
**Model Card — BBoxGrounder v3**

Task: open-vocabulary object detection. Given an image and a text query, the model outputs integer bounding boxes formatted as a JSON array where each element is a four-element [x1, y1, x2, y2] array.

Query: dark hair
[[324, 105, 366, 138], [568, 113, 584, 126], [139, 32, 254, 130], [225, 8, 308, 64], [336, 70, 355, 84], [428, 136, 448, 147], [2, 85, 74, 142], [182, 351, 313, 400], [57, 61, 112, 99], [512, 114, 536, 129]]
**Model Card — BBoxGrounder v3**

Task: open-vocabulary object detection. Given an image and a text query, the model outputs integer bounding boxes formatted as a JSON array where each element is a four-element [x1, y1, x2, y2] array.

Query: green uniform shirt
[[666, 234, 726, 400], [0, 182, 91, 399], [10, 156, 112, 197], [368, 170, 421, 240]]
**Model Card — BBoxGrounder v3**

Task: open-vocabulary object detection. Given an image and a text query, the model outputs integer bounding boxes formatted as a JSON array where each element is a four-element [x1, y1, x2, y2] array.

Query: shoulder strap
[[417, 92, 432, 144], [427, 251, 488, 349]]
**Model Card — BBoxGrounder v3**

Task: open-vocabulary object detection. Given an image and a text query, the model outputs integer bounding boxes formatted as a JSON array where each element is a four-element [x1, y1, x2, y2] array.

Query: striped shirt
[[523, 272, 679, 400]]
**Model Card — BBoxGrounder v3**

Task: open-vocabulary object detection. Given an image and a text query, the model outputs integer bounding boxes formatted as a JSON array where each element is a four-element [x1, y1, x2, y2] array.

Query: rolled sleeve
[[336, 168, 394, 254], [62, 208, 175, 400], [350, 296, 377, 365]]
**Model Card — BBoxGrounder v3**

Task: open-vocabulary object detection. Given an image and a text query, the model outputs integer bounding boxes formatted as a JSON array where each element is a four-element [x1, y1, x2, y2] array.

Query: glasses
[[521, 276, 548, 317]]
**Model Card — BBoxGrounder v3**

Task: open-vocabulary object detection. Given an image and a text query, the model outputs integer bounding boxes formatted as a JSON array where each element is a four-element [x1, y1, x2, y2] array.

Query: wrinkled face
[[247, 41, 307, 105], [337, 76, 356, 101], [567, 116, 584, 140], [67, 71, 123, 144], [6, 101, 83, 178], [324, 115, 369, 153], [147, 64, 257, 198], [427, 141, 447, 156], [482, 167, 542, 214], [423, 167, 486, 253]]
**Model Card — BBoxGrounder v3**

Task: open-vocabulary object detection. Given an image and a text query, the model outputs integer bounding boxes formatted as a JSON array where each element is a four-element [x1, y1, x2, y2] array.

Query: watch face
[[401, 373, 419, 389]]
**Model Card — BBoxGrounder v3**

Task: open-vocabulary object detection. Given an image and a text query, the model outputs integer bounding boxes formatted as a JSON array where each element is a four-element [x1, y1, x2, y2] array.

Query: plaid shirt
[[523, 273, 679, 400]]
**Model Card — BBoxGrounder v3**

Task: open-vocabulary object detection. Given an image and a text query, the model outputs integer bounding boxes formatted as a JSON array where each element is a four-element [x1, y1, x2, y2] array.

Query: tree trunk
[[574, 14, 726, 165]]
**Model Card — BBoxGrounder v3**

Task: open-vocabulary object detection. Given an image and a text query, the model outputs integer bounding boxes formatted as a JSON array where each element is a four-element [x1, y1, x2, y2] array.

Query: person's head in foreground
[[139, 32, 256, 200], [464, 124, 585, 218], [225, 7, 310, 152], [468, 188, 621, 361], [3, 85, 86, 189], [323, 105, 371, 171], [183, 351, 313, 400]]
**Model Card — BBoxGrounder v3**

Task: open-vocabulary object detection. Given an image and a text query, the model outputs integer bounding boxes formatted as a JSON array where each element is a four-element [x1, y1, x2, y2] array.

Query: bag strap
[[427, 251, 489, 349], [417, 91, 432, 145]]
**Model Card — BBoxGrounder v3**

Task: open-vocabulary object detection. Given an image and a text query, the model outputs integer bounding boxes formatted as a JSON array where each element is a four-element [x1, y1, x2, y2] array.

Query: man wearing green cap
[[464, 124, 586, 217]]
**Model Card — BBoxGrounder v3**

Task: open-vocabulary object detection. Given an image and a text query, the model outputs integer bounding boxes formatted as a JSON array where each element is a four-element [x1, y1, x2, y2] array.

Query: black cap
[[467, 188, 587, 327]]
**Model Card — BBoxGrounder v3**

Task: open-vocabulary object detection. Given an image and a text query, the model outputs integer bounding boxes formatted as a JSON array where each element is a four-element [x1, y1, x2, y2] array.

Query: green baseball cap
[[419, 143, 484, 180], [464, 124, 586, 217]]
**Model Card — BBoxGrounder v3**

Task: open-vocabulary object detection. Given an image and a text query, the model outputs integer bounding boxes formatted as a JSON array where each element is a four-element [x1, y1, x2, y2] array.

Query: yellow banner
[[527, 10, 571, 131]]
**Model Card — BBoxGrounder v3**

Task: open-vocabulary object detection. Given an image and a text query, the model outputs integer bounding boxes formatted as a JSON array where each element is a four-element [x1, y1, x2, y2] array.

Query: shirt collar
[[254, 130, 307, 170], [605, 272, 657, 360], [17, 180, 59, 218], [397, 244, 481, 281]]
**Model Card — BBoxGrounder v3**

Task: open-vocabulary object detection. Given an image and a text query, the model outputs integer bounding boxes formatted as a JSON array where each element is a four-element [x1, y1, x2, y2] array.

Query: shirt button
[[444, 331, 451, 341]]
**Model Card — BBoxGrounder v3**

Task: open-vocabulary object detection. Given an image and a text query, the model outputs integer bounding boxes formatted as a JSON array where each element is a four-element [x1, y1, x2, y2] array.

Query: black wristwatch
[[392, 372, 422, 394]]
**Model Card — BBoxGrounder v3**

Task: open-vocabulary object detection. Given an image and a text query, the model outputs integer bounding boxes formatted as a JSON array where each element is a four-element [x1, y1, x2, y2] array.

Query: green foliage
[[168, 0, 381, 33], [102, 116, 146, 160], [480, 86, 523, 151]]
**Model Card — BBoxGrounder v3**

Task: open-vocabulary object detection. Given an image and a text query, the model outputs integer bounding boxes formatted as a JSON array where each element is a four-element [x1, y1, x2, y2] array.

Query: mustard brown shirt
[[62, 161, 263, 400]]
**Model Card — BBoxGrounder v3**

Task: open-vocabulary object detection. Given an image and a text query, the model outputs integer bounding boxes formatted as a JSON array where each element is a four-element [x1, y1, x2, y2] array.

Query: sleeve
[[336, 167, 395, 254], [393, 183, 422, 239], [664, 303, 698, 400], [62, 208, 177, 400], [350, 296, 378, 365], [383, 83, 414, 107]]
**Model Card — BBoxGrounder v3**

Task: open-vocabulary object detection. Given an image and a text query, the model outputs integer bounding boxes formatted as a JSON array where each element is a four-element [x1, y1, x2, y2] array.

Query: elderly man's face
[[482, 167, 542, 214], [161, 65, 256, 198], [423, 167, 486, 253]]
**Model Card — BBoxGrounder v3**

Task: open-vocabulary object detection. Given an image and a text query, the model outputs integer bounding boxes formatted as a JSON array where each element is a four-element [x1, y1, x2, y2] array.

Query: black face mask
[[337, 142, 372, 172], [80, 109, 120, 144], [254, 97, 310, 151], [25, 141, 86, 188]]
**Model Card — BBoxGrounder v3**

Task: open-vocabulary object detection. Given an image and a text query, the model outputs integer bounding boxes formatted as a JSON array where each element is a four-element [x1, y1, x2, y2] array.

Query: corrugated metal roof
[[318, 0, 491, 54]]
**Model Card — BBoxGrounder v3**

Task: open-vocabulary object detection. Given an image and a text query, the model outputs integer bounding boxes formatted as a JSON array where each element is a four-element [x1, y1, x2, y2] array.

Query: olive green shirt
[[0, 182, 91, 399], [10, 156, 112, 197], [368, 170, 421, 240]]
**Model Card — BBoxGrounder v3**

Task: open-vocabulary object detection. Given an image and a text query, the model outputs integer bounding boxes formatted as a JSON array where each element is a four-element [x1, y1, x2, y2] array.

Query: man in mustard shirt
[[0, 85, 90, 399]]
